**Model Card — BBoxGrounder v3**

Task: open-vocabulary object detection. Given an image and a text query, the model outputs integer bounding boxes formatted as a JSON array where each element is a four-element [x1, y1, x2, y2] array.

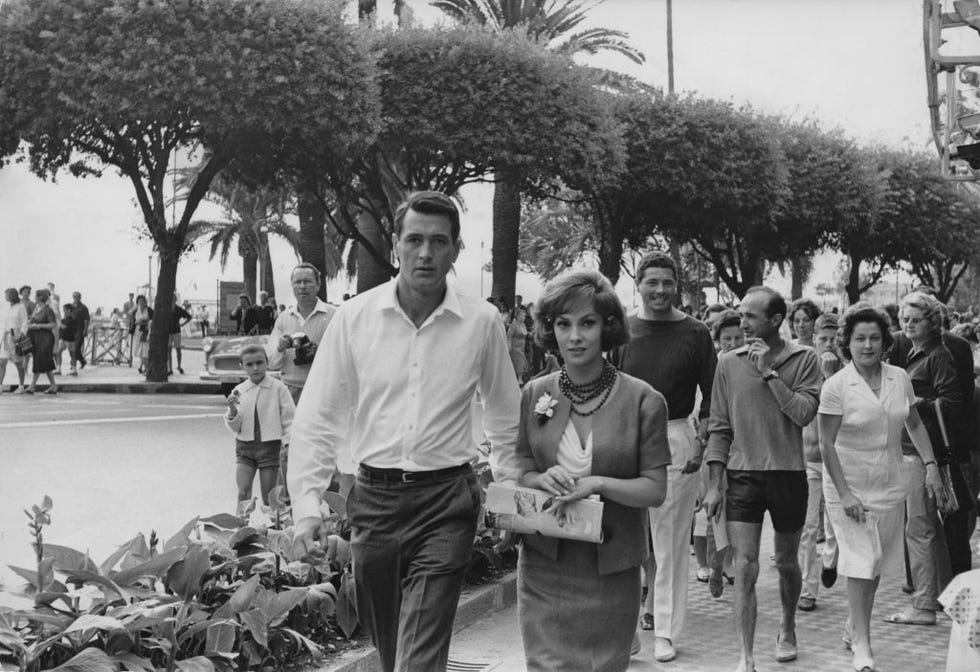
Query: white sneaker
[[655, 637, 676, 662]]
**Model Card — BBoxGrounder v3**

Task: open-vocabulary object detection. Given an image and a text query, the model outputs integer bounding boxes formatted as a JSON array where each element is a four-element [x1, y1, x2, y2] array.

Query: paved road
[[0, 393, 235, 588], [448, 526, 955, 672]]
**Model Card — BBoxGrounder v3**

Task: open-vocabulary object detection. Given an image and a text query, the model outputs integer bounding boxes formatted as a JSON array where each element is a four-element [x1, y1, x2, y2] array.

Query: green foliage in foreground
[[0, 493, 357, 672]]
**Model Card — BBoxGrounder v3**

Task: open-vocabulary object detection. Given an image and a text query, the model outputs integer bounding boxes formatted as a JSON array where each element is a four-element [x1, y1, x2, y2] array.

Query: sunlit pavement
[[0, 392, 234, 595], [448, 525, 954, 672]]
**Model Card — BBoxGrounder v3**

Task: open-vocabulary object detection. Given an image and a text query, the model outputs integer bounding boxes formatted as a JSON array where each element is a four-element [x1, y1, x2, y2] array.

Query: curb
[[6, 383, 221, 394], [323, 572, 518, 672]]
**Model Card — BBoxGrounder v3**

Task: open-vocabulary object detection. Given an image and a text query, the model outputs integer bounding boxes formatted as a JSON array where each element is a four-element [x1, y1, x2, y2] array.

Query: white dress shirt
[[288, 277, 522, 521], [265, 299, 337, 388], [224, 375, 296, 443]]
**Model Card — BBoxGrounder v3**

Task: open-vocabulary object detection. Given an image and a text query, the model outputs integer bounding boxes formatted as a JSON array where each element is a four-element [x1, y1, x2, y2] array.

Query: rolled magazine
[[485, 482, 604, 543]]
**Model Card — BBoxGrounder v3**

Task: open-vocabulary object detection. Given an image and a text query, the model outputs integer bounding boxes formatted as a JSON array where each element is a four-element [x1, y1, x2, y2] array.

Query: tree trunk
[[490, 172, 522, 308], [356, 208, 393, 293], [297, 190, 328, 301], [146, 249, 179, 382], [242, 253, 258, 302], [597, 224, 624, 286], [845, 255, 863, 305], [790, 257, 805, 300], [667, 238, 684, 306], [261, 246, 275, 297]]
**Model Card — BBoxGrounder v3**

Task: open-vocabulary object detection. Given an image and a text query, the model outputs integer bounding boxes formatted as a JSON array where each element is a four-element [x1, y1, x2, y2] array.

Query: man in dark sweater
[[703, 286, 821, 671], [610, 251, 717, 663]]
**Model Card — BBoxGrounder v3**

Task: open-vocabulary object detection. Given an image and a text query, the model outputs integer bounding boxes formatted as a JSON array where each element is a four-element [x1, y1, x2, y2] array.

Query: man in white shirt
[[265, 263, 337, 403], [290, 191, 521, 672]]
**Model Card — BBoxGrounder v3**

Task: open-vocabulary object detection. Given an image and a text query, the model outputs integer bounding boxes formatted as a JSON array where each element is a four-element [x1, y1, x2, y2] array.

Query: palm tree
[[431, 0, 645, 305]]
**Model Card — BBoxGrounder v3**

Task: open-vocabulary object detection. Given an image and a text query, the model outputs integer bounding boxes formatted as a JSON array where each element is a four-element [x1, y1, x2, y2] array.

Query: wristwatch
[[762, 369, 779, 382]]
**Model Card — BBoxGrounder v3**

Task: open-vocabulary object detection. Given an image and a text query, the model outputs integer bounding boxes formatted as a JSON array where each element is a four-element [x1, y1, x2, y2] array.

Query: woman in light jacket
[[1, 287, 29, 393]]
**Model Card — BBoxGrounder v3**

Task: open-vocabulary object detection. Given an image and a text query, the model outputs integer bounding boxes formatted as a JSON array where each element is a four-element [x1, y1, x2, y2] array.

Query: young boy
[[225, 344, 295, 510], [797, 312, 842, 611]]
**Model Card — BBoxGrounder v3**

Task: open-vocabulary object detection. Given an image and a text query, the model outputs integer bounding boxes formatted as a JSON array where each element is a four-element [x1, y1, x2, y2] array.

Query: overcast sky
[[0, 0, 931, 311]]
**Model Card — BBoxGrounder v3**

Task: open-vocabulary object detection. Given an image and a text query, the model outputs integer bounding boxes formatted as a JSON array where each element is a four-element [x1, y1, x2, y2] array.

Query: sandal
[[696, 566, 711, 582], [883, 611, 936, 626], [640, 612, 655, 630], [44, 387, 57, 395]]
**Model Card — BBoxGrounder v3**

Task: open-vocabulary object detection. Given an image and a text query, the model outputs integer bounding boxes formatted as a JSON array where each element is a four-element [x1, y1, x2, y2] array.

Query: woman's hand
[[529, 465, 576, 497], [555, 476, 601, 502], [924, 463, 945, 509], [841, 492, 866, 523]]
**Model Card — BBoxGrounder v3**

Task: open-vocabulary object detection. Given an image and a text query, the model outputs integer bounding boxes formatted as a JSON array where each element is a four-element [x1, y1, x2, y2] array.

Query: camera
[[291, 332, 315, 366]]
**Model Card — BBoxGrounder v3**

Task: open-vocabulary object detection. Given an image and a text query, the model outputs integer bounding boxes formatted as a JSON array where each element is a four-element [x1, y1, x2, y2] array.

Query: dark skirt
[[518, 540, 640, 672], [29, 329, 55, 374]]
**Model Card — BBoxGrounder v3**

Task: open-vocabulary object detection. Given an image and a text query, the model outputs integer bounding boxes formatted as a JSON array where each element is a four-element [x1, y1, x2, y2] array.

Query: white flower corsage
[[534, 392, 559, 425]]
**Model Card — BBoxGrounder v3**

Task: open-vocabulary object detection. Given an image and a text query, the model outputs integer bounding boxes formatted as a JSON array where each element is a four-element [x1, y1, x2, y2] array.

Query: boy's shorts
[[236, 439, 282, 469]]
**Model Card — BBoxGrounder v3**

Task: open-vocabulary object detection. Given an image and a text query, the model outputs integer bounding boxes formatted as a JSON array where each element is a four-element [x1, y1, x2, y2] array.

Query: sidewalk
[[448, 523, 953, 671], [2, 348, 220, 394]]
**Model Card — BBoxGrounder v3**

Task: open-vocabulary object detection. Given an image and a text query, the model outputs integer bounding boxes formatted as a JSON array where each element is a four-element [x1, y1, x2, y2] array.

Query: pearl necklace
[[559, 362, 618, 417]]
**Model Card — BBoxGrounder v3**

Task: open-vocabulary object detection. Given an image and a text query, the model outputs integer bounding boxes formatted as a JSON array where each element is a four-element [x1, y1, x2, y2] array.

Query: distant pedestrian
[[19, 286, 35, 319], [231, 295, 258, 335], [196, 305, 210, 337], [225, 344, 295, 510], [58, 304, 76, 376], [26, 288, 59, 394], [70, 292, 90, 371], [256, 291, 276, 335], [122, 293, 135, 320], [130, 294, 153, 374], [1, 287, 29, 393], [168, 297, 192, 375]]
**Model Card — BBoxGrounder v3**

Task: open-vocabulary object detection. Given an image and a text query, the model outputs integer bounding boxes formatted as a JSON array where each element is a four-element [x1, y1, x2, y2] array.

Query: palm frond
[[557, 28, 645, 63]]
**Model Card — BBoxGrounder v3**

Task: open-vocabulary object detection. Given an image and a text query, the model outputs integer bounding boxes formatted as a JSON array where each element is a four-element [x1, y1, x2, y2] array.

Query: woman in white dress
[[818, 304, 944, 672], [1, 287, 29, 393]]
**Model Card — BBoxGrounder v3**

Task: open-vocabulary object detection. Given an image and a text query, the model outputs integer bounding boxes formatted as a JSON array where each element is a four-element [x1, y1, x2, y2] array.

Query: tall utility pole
[[667, 0, 675, 94]]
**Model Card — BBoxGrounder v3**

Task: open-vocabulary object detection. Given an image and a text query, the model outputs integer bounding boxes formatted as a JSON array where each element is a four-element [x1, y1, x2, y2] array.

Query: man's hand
[[681, 439, 705, 474], [494, 530, 519, 554], [702, 484, 724, 519], [745, 338, 774, 374], [277, 335, 292, 353], [294, 515, 329, 561], [819, 351, 839, 379]]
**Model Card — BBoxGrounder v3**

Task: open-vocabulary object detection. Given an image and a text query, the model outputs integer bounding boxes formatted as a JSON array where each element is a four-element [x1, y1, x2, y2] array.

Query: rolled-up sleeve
[[768, 350, 821, 427], [288, 311, 355, 521], [479, 315, 522, 484]]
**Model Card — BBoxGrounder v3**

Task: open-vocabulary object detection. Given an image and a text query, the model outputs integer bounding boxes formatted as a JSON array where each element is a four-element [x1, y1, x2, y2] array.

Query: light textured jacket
[[225, 376, 296, 443]]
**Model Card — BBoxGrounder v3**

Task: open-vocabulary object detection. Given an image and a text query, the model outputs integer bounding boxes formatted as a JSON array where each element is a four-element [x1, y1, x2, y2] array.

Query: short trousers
[[235, 439, 282, 469], [726, 469, 808, 533]]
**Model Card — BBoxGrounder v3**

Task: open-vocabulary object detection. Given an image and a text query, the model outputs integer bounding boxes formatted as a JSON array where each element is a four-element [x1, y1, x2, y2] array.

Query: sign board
[[216, 281, 245, 334]]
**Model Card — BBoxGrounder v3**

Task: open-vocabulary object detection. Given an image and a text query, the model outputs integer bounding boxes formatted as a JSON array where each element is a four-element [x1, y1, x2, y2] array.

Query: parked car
[[199, 334, 279, 395]]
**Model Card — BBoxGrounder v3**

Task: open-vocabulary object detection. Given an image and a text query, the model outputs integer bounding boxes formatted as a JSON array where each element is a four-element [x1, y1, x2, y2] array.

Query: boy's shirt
[[225, 375, 296, 444]]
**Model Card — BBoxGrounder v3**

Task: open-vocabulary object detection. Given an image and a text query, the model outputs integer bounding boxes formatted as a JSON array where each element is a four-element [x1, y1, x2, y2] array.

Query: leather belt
[[358, 463, 471, 484]]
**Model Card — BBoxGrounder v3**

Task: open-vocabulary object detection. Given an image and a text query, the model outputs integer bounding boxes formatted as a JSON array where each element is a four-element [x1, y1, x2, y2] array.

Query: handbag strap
[[933, 399, 951, 449]]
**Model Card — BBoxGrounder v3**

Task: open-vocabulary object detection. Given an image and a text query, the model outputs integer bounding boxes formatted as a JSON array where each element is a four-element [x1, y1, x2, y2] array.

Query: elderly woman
[[885, 291, 963, 627], [789, 298, 821, 347], [26, 288, 58, 394], [514, 269, 670, 672], [1, 287, 29, 393], [820, 304, 943, 672]]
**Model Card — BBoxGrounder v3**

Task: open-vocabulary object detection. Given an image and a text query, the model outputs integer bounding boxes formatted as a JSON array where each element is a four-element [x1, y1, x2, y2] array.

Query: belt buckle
[[400, 471, 417, 484]]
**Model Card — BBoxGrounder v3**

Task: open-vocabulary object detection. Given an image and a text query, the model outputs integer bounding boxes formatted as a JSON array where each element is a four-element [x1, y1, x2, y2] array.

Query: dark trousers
[[72, 333, 86, 366], [348, 467, 480, 672]]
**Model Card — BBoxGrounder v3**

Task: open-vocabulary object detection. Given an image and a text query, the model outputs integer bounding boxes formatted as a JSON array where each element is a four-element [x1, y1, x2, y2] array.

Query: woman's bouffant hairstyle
[[534, 269, 629, 351], [837, 303, 894, 361], [788, 298, 820, 335], [711, 309, 742, 341], [5, 288, 19, 304], [901, 291, 944, 338]]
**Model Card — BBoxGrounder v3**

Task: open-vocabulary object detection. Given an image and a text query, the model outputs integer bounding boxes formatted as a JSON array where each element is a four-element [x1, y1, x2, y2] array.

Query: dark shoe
[[798, 596, 816, 612], [640, 612, 655, 630], [821, 565, 837, 588], [178, 367, 185, 374], [724, 572, 735, 585], [167, 370, 173, 375], [901, 584, 914, 595], [709, 568, 724, 598]]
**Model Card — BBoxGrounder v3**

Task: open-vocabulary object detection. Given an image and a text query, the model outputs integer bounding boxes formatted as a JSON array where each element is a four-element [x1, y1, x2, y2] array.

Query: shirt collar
[[378, 276, 464, 321], [241, 376, 274, 391], [287, 299, 331, 318]]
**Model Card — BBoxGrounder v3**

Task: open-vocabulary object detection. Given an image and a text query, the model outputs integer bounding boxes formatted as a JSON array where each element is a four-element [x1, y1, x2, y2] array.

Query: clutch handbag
[[13, 331, 32, 357], [933, 399, 960, 517], [484, 482, 604, 544]]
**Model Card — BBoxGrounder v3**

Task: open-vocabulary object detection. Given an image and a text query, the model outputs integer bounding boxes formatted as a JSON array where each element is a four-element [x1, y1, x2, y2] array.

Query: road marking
[[0, 413, 224, 429]]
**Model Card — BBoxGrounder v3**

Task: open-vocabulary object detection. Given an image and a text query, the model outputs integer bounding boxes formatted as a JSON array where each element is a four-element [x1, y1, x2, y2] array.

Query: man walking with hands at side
[[289, 191, 522, 672], [703, 286, 821, 672]]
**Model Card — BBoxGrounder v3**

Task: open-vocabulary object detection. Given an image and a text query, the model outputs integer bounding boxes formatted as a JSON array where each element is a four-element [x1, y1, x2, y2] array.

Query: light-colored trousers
[[799, 462, 838, 600], [648, 419, 700, 640], [905, 454, 941, 610]]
